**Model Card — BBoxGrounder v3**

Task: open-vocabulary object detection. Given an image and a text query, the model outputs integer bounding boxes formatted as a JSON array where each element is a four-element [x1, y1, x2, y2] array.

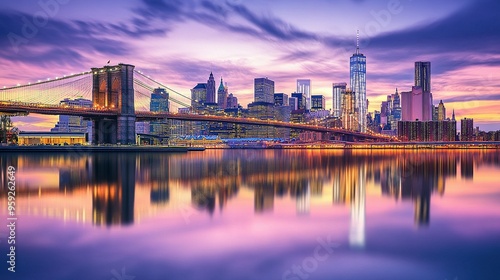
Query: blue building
[[150, 88, 169, 113], [149, 88, 169, 138], [350, 32, 367, 132]]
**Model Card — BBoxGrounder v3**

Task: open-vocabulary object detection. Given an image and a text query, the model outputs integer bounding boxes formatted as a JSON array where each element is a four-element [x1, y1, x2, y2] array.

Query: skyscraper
[[149, 88, 169, 137], [254, 77, 275, 104], [437, 100, 446, 121], [391, 89, 402, 130], [289, 97, 298, 111], [274, 93, 289, 106], [350, 32, 367, 132], [342, 89, 357, 131], [311, 95, 325, 110], [415, 62, 431, 93], [150, 88, 169, 113], [297, 79, 311, 110], [226, 93, 238, 109], [291, 92, 306, 110], [191, 83, 207, 108], [333, 83, 347, 118], [461, 118, 474, 141], [401, 86, 433, 121], [217, 77, 228, 109], [206, 72, 216, 103]]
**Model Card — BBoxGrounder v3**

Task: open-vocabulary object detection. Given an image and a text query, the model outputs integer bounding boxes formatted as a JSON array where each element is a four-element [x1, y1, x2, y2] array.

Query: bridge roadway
[[0, 102, 391, 141], [136, 111, 389, 140]]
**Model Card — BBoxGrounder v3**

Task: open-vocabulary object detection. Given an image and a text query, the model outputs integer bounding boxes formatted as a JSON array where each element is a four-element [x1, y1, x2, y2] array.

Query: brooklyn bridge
[[0, 63, 393, 144]]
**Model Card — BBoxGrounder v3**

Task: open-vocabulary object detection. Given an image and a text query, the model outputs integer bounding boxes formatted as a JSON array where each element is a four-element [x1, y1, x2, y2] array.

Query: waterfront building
[[18, 132, 87, 145], [51, 98, 93, 143], [135, 122, 150, 134], [398, 120, 456, 142], [245, 102, 278, 138]]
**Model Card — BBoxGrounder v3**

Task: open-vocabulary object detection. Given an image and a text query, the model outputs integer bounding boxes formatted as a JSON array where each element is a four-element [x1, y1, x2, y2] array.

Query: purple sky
[[1, 0, 500, 131]]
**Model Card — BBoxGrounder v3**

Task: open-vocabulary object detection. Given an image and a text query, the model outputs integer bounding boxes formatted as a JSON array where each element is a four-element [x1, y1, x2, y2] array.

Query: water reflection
[[1, 150, 500, 229], [2, 150, 500, 280]]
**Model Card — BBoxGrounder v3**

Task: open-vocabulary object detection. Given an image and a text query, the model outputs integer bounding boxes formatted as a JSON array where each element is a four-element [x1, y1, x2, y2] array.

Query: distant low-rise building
[[398, 120, 456, 142], [18, 132, 87, 145]]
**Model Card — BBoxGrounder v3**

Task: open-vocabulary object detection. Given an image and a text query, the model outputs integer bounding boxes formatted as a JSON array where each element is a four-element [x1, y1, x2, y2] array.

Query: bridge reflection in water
[[0, 150, 496, 231]]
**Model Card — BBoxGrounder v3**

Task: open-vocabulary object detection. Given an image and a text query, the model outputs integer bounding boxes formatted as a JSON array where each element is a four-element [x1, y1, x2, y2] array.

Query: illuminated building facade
[[311, 95, 325, 110], [274, 93, 289, 106], [461, 118, 474, 141], [415, 61, 431, 93], [437, 100, 446, 121], [217, 77, 228, 109], [206, 72, 216, 104], [291, 92, 306, 110], [149, 88, 169, 138], [398, 120, 456, 142], [350, 35, 367, 132], [296, 79, 311, 110], [333, 83, 346, 118], [191, 83, 207, 108], [342, 89, 357, 131], [254, 78, 275, 104]]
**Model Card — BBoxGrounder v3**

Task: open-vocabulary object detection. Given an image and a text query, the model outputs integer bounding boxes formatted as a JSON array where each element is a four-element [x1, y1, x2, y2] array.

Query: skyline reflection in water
[[1, 150, 499, 280]]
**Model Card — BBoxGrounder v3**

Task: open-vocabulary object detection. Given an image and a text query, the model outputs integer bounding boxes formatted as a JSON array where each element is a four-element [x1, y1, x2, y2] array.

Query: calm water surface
[[1, 149, 500, 280]]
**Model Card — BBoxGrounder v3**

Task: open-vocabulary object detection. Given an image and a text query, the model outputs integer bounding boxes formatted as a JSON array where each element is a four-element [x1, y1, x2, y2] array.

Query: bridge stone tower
[[91, 63, 136, 145]]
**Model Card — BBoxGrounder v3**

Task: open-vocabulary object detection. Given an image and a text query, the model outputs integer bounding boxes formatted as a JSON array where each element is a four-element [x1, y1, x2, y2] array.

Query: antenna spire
[[356, 30, 360, 54]]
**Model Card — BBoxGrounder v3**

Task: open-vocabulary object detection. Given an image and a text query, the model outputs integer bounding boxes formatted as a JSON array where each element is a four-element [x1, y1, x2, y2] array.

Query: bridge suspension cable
[[132, 70, 192, 112], [0, 72, 92, 105], [133, 79, 191, 109]]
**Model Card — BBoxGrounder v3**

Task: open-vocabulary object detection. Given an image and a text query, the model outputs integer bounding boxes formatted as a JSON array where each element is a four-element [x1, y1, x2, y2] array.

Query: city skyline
[[1, 0, 499, 131]]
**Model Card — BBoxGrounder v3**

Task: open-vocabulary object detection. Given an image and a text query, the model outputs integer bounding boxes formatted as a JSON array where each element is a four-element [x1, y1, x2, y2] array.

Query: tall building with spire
[[206, 72, 216, 103], [350, 31, 367, 132], [217, 77, 228, 109], [437, 100, 446, 121]]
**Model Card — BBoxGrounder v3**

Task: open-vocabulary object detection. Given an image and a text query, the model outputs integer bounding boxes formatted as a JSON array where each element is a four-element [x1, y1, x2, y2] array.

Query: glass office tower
[[350, 34, 367, 133]]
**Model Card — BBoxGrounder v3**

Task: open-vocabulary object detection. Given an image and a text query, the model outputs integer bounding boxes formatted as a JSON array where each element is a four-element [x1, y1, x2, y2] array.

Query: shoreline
[[0, 146, 205, 153], [1, 144, 499, 152]]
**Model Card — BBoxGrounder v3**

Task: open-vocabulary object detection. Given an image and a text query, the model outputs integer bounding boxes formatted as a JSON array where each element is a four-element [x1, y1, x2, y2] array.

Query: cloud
[[0, 9, 169, 65], [366, 0, 500, 69], [442, 94, 500, 103]]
